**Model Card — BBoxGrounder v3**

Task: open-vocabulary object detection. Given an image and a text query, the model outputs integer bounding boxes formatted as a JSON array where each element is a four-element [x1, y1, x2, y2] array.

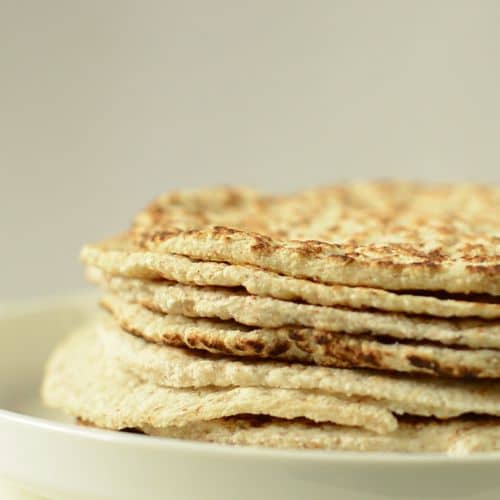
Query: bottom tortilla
[[143, 416, 500, 455], [83, 415, 500, 456]]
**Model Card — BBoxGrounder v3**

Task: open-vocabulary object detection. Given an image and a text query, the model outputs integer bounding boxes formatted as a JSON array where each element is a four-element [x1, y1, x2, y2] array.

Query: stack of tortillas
[[43, 182, 500, 454]]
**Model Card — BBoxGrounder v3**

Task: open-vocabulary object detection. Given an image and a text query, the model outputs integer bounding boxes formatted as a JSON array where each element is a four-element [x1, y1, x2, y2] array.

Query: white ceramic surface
[[1, 294, 500, 500]]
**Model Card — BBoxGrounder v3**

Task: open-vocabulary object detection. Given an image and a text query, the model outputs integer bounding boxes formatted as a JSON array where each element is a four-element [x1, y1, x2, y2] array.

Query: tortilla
[[131, 183, 500, 294], [81, 236, 500, 319], [141, 415, 500, 455], [89, 269, 500, 349], [42, 326, 397, 434], [101, 294, 500, 378], [99, 319, 500, 419]]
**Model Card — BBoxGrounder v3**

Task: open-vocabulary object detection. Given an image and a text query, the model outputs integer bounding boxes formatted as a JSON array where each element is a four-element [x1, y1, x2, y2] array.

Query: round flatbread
[[101, 294, 500, 378], [131, 183, 500, 294], [81, 236, 500, 319]]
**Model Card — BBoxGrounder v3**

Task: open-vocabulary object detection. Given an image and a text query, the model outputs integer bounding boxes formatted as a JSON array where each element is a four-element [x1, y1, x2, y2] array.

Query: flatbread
[[99, 319, 500, 419], [130, 183, 500, 294], [89, 269, 500, 349], [42, 326, 398, 433], [81, 236, 500, 319], [101, 294, 500, 378], [141, 415, 500, 455]]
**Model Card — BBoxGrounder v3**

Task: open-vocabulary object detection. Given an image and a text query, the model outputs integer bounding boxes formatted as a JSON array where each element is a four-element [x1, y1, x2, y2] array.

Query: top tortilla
[[130, 183, 500, 294]]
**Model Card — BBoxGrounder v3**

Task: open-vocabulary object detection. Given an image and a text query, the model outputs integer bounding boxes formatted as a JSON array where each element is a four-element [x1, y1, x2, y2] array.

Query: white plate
[[1, 294, 500, 500]]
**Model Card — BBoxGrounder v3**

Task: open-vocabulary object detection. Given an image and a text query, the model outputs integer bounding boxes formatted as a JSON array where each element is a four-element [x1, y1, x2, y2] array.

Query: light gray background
[[1, 1, 499, 300]]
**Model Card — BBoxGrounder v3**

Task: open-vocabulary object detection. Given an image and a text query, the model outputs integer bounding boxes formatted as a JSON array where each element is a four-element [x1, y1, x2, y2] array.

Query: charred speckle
[[315, 333, 331, 345], [250, 235, 275, 254], [268, 341, 291, 356], [288, 330, 305, 342], [360, 351, 380, 366], [198, 336, 230, 354], [212, 226, 240, 235], [295, 241, 325, 257], [466, 264, 500, 276], [407, 355, 438, 371], [241, 338, 265, 354], [411, 260, 442, 269]]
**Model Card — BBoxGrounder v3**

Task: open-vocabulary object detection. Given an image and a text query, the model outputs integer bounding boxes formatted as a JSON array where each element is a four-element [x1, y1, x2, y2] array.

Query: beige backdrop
[[1, 1, 499, 299]]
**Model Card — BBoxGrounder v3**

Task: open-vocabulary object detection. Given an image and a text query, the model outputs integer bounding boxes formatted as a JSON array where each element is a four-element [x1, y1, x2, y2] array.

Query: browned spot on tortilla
[[360, 351, 381, 366], [466, 264, 500, 276], [314, 333, 330, 345], [294, 241, 326, 257], [240, 338, 265, 354], [212, 226, 240, 236], [288, 330, 305, 342], [250, 234, 275, 255], [268, 340, 291, 357]]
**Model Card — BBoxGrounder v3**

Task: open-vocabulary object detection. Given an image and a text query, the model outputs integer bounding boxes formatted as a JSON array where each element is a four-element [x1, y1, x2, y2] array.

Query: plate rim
[[2, 400, 500, 466]]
